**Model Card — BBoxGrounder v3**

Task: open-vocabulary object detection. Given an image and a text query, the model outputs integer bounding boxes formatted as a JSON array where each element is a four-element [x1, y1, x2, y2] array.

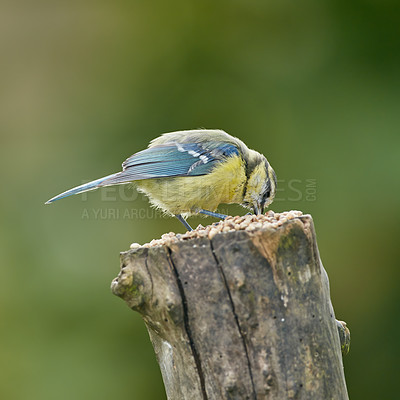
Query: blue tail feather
[[45, 173, 118, 204]]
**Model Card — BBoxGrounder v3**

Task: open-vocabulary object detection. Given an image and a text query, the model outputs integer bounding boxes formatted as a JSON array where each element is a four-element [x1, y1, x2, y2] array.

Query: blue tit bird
[[46, 129, 277, 231]]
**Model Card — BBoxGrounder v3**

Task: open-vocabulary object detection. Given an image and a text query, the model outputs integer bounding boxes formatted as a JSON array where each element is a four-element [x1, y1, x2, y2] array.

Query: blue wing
[[100, 142, 239, 185], [45, 142, 239, 203]]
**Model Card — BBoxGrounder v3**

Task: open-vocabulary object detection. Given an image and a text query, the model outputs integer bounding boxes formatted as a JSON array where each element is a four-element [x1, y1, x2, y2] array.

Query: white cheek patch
[[253, 174, 262, 186], [261, 181, 268, 193], [248, 164, 269, 201], [254, 172, 267, 193], [268, 164, 276, 194]]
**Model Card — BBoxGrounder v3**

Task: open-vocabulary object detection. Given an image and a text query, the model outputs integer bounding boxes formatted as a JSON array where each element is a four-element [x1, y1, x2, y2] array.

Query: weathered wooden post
[[111, 211, 350, 399]]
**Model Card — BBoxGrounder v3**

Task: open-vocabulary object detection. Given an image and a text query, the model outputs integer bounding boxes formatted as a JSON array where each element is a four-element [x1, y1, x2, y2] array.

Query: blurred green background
[[1, 1, 399, 399]]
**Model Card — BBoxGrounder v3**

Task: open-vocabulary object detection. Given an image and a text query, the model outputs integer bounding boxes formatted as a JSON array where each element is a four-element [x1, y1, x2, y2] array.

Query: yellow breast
[[136, 155, 247, 215]]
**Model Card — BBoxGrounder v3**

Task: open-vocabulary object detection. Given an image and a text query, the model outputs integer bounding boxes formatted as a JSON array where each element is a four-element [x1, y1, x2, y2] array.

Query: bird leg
[[176, 210, 228, 232], [175, 214, 193, 231], [198, 209, 228, 220]]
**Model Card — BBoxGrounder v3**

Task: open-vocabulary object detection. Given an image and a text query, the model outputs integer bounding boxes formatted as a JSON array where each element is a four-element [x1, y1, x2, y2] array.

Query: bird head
[[242, 156, 277, 215]]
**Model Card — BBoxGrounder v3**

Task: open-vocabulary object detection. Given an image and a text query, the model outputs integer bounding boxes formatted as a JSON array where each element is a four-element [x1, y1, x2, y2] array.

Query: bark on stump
[[112, 213, 349, 400]]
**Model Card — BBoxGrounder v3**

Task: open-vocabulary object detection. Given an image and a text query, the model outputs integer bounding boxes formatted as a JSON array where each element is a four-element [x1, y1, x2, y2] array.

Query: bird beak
[[253, 202, 262, 215]]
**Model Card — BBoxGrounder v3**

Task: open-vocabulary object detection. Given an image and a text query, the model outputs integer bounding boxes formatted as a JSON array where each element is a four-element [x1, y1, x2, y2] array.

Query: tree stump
[[111, 212, 349, 400]]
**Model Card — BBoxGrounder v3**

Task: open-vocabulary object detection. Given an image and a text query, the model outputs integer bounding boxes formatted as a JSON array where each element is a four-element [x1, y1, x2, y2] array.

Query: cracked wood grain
[[167, 237, 255, 399], [210, 240, 257, 398], [166, 247, 208, 400], [112, 215, 349, 400]]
